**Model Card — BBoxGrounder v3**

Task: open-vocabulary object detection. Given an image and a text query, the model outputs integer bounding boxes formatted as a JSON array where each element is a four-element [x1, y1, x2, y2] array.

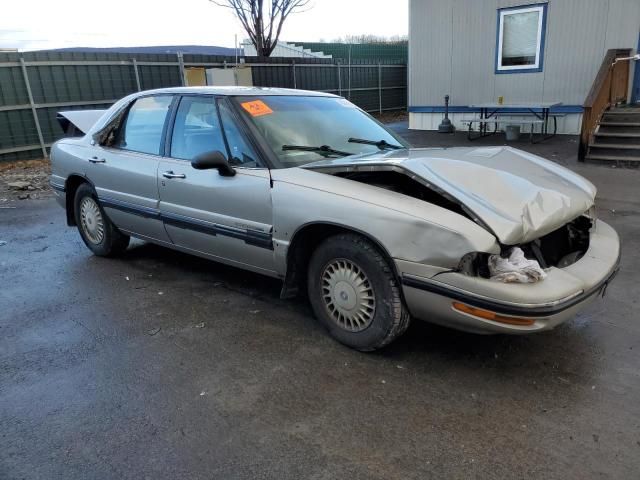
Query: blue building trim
[[632, 32, 640, 104], [408, 105, 583, 114], [495, 3, 548, 75]]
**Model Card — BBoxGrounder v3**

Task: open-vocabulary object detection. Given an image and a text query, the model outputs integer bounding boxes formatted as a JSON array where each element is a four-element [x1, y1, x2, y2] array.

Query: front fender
[[270, 169, 500, 277]]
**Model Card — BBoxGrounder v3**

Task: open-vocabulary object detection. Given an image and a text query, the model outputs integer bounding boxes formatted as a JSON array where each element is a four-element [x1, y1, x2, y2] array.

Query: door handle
[[162, 171, 186, 179], [88, 156, 106, 163]]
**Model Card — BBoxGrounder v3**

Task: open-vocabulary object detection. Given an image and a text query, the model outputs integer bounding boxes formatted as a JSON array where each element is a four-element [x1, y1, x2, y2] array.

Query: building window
[[496, 3, 547, 73]]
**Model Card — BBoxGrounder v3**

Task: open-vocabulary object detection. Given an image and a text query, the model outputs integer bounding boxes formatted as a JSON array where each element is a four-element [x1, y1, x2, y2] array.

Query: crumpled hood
[[307, 146, 596, 245]]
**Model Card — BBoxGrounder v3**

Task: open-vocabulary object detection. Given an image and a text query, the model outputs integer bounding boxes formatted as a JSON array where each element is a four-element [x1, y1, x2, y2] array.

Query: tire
[[74, 183, 130, 256], [307, 233, 411, 351]]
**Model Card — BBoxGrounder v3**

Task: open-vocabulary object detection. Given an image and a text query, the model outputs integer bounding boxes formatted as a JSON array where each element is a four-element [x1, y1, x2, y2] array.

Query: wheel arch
[[280, 221, 401, 299], [64, 174, 95, 226]]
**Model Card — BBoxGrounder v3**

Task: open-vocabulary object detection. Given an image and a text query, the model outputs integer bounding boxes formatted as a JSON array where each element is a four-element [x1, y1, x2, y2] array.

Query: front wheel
[[74, 183, 130, 256], [307, 233, 411, 351]]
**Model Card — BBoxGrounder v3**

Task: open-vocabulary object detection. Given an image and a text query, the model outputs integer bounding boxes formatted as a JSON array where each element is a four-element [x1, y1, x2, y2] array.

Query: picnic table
[[462, 102, 563, 143]]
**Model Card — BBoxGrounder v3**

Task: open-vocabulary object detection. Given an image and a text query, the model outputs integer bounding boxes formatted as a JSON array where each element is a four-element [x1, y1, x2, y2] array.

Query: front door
[[158, 95, 275, 275], [90, 94, 174, 242]]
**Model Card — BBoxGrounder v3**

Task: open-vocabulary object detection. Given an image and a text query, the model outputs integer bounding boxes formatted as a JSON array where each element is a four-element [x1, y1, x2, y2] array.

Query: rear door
[[157, 95, 275, 275], [90, 94, 173, 242]]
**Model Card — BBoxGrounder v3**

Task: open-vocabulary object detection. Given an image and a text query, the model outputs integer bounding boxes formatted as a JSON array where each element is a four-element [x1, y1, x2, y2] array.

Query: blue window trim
[[408, 105, 583, 114], [495, 3, 548, 75]]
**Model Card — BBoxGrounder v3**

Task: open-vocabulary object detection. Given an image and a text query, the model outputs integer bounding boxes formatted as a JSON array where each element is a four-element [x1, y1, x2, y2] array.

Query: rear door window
[[116, 95, 173, 155]]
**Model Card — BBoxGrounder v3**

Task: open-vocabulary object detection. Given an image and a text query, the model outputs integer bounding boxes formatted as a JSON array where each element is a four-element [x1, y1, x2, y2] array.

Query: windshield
[[232, 95, 408, 168]]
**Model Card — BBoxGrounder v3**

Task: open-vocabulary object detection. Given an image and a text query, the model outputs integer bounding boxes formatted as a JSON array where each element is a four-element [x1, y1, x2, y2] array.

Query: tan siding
[[450, 0, 497, 104], [542, 0, 608, 105], [495, 71, 545, 103], [497, 0, 545, 8], [409, 0, 454, 105], [604, 0, 640, 51], [409, 0, 640, 111]]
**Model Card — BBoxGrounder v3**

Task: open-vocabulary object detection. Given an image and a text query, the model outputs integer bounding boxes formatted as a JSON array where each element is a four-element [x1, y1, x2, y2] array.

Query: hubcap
[[79, 197, 104, 245], [321, 258, 375, 332]]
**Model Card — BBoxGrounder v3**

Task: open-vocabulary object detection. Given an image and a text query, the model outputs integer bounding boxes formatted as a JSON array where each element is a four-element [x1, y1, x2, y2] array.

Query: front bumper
[[397, 219, 620, 334]]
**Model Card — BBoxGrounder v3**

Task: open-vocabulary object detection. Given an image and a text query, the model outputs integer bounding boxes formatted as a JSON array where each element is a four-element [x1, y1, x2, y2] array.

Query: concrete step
[[592, 132, 640, 146], [589, 142, 640, 150], [585, 153, 640, 167], [597, 125, 640, 135], [601, 113, 640, 123], [588, 143, 640, 158], [599, 122, 640, 127], [594, 131, 640, 138], [609, 107, 640, 114]]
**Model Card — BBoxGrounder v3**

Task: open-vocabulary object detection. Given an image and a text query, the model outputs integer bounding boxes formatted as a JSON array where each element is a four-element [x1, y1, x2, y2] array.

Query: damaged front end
[[523, 214, 592, 269], [301, 147, 618, 334], [458, 214, 594, 280], [313, 161, 595, 282], [306, 146, 598, 247], [309, 150, 600, 282], [325, 166, 492, 232]]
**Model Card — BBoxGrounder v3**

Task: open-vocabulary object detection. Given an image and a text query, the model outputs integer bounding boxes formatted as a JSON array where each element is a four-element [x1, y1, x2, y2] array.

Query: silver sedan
[[50, 87, 620, 351]]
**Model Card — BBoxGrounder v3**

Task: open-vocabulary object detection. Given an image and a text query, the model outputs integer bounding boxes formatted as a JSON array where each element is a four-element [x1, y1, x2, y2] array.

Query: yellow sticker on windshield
[[241, 100, 273, 117]]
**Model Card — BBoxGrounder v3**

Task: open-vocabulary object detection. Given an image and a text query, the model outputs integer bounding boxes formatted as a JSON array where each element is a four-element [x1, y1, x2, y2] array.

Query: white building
[[408, 0, 640, 135], [242, 41, 331, 59]]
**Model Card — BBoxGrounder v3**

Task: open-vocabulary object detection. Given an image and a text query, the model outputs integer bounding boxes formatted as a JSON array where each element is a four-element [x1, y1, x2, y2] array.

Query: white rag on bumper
[[488, 247, 547, 283]]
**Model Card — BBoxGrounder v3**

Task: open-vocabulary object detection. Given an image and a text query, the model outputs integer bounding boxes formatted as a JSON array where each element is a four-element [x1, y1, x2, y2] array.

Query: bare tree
[[211, 0, 311, 57]]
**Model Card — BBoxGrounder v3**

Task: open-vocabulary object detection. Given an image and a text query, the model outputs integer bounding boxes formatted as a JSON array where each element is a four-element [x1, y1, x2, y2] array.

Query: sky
[[0, 0, 408, 51]]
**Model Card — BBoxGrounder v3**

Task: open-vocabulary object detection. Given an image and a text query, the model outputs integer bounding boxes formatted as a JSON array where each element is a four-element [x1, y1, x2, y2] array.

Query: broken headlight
[[457, 252, 491, 278]]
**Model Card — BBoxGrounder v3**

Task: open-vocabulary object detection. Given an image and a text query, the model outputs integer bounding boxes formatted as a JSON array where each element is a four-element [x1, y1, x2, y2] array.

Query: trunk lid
[[57, 109, 107, 135], [307, 146, 596, 245]]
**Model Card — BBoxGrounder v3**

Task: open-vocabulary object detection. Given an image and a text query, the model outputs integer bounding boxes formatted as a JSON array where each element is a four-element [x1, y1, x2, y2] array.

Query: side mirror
[[191, 150, 236, 177]]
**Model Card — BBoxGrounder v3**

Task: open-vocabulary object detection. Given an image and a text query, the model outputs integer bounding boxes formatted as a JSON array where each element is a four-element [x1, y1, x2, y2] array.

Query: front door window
[[170, 96, 227, 161], [217, 99, 263, 167]]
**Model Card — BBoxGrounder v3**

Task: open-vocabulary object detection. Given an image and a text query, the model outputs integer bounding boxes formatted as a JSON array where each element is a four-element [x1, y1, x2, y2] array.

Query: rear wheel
[[307, 233, 410, 351], [74, 183, 129, 256]]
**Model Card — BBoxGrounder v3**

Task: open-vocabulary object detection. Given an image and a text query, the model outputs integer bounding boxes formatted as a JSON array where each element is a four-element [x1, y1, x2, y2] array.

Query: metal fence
[[0, 51, 407, 162]]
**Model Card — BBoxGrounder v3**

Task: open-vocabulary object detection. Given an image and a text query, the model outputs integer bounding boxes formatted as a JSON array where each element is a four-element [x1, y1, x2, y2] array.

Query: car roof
[[137, 86, 340, 97]]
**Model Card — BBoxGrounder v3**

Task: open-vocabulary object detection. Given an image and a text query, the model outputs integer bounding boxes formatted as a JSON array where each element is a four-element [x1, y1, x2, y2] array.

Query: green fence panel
[[0, 52, 406, 162], [138, 65, 182, 91], [0, 109, 39, 150], [0, 66, 29, 107], [289, 42, 407, 63]]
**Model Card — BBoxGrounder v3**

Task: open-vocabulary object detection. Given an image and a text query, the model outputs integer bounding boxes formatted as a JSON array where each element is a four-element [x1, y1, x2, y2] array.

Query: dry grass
[[372, 110, 408, 124], [0, 158, 51, 174]]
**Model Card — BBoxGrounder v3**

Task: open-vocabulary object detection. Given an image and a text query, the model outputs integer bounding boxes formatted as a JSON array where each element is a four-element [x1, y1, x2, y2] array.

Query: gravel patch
[[0, 159, 52, 204]]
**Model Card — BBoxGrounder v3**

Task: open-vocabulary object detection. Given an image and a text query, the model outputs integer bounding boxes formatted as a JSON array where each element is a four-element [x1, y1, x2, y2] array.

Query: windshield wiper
[[282, 144, 350, 158], [348, 137, 403, 150]]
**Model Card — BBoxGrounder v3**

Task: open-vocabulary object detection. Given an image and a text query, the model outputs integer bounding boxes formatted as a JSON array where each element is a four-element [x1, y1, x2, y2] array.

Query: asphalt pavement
[[1, 129, 640, 479]]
